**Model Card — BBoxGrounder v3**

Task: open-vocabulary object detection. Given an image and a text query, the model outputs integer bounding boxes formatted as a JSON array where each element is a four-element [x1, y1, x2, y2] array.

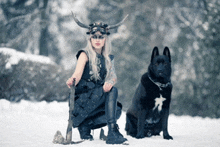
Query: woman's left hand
[[103, 82, 113, 93]]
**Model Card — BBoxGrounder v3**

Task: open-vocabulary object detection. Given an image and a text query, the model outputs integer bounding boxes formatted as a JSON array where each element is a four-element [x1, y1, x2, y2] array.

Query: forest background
[[0, 0, 219, 118]]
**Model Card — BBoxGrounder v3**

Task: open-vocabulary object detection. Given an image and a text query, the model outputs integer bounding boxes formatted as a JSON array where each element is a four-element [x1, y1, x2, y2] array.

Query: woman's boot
[[106, 123, 127, 144], [78, 120, 94, 140], [105, 87, 127, 144]]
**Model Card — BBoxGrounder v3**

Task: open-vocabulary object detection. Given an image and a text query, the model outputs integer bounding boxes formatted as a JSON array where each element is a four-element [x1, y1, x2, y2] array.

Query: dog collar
[[148, 75, 171, 90]]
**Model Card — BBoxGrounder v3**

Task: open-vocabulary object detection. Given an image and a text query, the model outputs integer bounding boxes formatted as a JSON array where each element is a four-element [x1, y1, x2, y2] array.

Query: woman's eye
[[92, 35, 97, 39]]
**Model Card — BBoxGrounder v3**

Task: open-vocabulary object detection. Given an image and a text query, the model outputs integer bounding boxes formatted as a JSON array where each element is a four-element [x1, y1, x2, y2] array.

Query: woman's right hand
[[103, 82, 113, 93], [66, 77, 75, 88]]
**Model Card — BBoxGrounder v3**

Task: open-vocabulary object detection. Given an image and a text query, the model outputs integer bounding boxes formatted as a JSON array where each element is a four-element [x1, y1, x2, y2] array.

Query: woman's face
[[90, 32, 106, 50]]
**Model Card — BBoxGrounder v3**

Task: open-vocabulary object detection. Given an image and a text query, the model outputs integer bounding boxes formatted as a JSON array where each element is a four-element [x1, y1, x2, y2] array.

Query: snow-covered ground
[[0, 99, 220, 147]]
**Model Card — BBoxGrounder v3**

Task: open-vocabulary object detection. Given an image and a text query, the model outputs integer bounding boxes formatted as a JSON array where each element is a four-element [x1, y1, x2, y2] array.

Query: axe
[[66, 78, 76, 143], [53, 78, 83, 144]]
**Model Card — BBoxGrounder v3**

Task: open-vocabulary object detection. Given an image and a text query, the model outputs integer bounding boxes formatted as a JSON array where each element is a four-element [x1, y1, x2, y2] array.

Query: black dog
[[125, 47, 173, 140]]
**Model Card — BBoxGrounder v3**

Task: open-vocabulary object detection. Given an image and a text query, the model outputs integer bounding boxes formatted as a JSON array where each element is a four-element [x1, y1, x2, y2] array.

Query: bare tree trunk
[[39, 0, 49, 56]]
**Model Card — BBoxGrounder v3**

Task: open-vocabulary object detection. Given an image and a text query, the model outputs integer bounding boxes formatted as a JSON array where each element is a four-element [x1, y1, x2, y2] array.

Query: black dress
[[71, 50, 122, 128]]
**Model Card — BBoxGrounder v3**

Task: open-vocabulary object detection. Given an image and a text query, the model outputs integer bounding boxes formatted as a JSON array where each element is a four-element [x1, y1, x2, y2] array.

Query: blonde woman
[[66, 15, 128, 144]]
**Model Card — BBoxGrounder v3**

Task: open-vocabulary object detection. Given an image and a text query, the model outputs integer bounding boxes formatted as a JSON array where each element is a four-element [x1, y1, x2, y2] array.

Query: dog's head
[[148, 46, 171, 83]]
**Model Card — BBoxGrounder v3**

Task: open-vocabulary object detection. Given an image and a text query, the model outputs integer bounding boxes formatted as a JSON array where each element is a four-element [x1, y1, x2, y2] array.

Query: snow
[[0, 99, 220, 147], [0, 48, 56, 69]]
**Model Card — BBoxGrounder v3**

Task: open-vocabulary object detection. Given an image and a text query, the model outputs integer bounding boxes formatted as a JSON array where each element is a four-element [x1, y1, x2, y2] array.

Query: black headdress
[[72, 12, 128, 35]]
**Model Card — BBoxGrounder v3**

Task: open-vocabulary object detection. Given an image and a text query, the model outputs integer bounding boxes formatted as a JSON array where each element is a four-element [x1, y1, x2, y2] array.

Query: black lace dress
[[71, 50, 122, 128]]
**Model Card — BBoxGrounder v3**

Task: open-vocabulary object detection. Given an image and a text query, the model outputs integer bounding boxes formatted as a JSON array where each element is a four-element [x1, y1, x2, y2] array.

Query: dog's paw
[[163, 135, 173, 140], [136, 133, 145, 139]]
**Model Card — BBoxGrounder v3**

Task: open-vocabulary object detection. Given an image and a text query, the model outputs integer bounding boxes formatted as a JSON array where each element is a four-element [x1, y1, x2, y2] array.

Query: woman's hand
[[103, 82, 113, 93], [66, 77, 75, 88]]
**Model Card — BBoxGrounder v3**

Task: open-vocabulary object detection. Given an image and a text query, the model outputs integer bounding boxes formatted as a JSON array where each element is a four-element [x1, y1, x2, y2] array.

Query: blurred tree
[[1, 0, 40, 53], [0, 0, 62, 62], [191, 0, 220, 117], [39, 0, 49, 56], [164, 0, 220, 117]]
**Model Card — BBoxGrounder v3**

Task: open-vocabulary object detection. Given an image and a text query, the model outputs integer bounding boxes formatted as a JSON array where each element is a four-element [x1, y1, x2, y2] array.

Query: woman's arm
[[105, 59, 117, 85], [66, 52, 88, 88], [103, 59, 117, 92]]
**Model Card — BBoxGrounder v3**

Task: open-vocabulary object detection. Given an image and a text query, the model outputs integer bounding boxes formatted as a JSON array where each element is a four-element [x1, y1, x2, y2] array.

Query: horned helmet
[[72, 12, 128, 35]]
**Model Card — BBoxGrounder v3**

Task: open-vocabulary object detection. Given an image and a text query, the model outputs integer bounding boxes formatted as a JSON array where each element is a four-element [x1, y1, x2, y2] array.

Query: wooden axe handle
[[66, 78, 76, 142]]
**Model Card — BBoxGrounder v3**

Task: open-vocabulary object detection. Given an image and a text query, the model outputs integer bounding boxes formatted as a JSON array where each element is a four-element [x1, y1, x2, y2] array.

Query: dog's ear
[[163, 47, 171, 62], [151, 46, 159, 62]]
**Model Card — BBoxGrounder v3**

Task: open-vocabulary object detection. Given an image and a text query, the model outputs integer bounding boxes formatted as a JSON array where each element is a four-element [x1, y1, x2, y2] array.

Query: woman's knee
[[110, 87, 118, 95]]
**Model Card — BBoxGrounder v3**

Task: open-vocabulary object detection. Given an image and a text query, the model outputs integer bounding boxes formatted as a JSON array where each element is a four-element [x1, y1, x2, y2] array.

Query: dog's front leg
[[136, 109, 147, 139], [162, 108, 173, 140]]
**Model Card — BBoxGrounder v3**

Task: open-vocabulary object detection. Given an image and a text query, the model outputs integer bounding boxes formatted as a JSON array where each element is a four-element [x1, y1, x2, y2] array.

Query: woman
[[66, 14, 128, 144]]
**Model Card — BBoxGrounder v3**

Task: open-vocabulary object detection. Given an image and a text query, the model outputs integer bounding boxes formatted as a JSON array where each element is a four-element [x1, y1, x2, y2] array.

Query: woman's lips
[[95, 43, 100, 46]]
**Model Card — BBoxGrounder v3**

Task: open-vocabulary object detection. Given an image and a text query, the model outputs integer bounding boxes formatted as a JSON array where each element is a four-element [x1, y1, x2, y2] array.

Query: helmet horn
[[107, 14, 129, 30], [71, 12, 90, 29]]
